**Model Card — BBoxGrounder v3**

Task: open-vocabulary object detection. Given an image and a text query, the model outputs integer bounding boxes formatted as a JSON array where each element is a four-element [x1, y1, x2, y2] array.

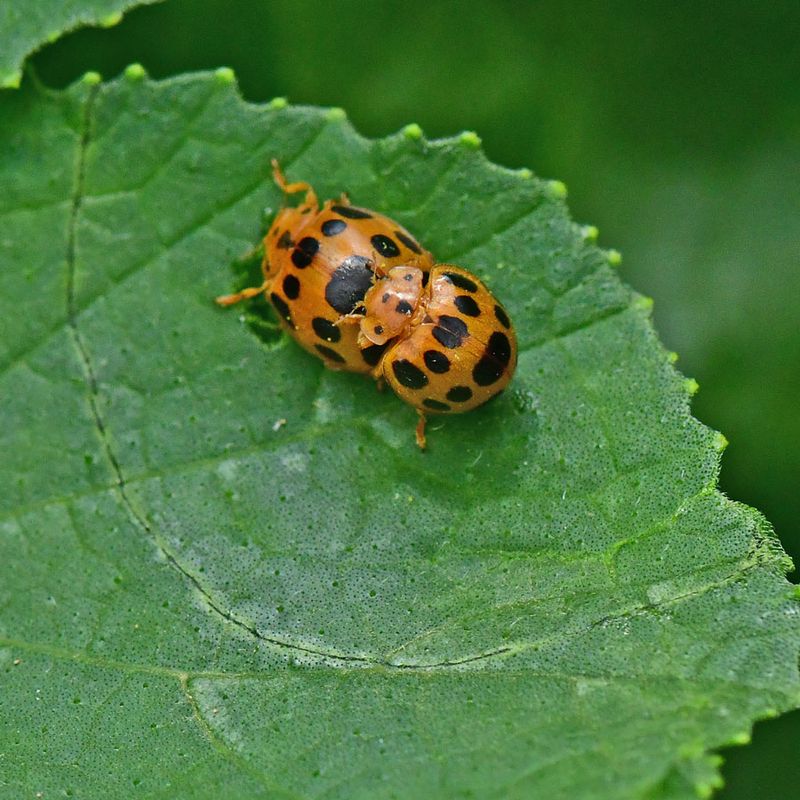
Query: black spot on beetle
[[395, 230, 422, 254], [312, 317, 341, 343], [494, 304, 511, 329], [361, 342, 387, 366], [382, 292, 390, 303], [454, 295, 480, 317], [473, 358, 504, 386], [488, 331, 512, 365], [446, 385, 473, 402], [315, 344, 346, 363], [374, 325, 384, 335], [299, 236, 319, 254], [371, 234, 400, 258], [277, 230, 293, 249], [472, 331, 511, 386], [392, 359, 428, 389], [396, 300, 413, 315], [432, 315, 468, 349], [325, 255, 375, 314], [472, 333, 511, 386], [404, 273, 414, 282], [269, 292, 292, 326], [282, 274, 300, 300], [321, 218, 347, 236], [443, 271, 478, 292], [291, 236, 319, 268], [423, 398, 450, 411], [331, 204, 372, 219], [423, 350, 450, 373], [291, 250, 311, 268]]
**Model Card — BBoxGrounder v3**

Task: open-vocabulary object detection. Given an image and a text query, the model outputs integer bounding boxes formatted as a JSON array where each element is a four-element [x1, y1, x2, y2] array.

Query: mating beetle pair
[[217, 161, 517, 448]]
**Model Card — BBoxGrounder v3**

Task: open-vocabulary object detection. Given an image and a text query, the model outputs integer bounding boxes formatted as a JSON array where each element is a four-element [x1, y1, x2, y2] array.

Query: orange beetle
[[217, 161, 433, 373], [357, 264, 517, 447]]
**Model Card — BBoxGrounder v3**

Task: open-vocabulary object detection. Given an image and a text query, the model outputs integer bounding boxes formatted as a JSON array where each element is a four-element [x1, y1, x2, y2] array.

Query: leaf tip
[[667, 350, 679, 364], [516, 167, 533, 180], [124, 63, 147, 81], [459, 130, 482, 149], [713, 431, 728, 452], [402, 123, 423, 140], [214, 67, 236, 85], [581, 224, 599, 241], [633, 294, 653, 311], [100, 11, 124, 28], [728, 730, 752, 746], [326, 107, 347, 122], [0, 70, 22, 89], [697, 779, 723, 800], [684, 377, 700, 396], [268, 97, 289, 110], [546, 179, 568, 199], [81, 71, 102, 86], [606, 248, 623, 266]]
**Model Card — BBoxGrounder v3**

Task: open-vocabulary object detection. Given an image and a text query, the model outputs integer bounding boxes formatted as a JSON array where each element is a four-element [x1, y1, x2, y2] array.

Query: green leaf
[[1, 70, 798, 799], [0, 0, 160, 88]]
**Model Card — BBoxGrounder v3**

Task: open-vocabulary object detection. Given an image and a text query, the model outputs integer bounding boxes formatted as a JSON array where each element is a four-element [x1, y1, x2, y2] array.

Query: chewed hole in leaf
[[224, 243, 283, 346]]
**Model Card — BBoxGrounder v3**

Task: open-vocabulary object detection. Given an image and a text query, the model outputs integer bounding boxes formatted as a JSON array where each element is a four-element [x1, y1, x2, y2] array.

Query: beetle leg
[[415, 412, 427, 450], [271, 158, 318, 210], [215, 280, 268, 307], [335, 307, 365, 327]]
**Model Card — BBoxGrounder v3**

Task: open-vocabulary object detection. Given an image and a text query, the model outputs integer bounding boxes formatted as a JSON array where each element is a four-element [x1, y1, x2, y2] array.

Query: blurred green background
[[32, 1, 799, 796]]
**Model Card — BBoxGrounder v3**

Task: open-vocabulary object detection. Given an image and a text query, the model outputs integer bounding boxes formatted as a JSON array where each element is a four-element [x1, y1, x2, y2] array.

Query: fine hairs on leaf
[[0, 12, 798, 800]]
